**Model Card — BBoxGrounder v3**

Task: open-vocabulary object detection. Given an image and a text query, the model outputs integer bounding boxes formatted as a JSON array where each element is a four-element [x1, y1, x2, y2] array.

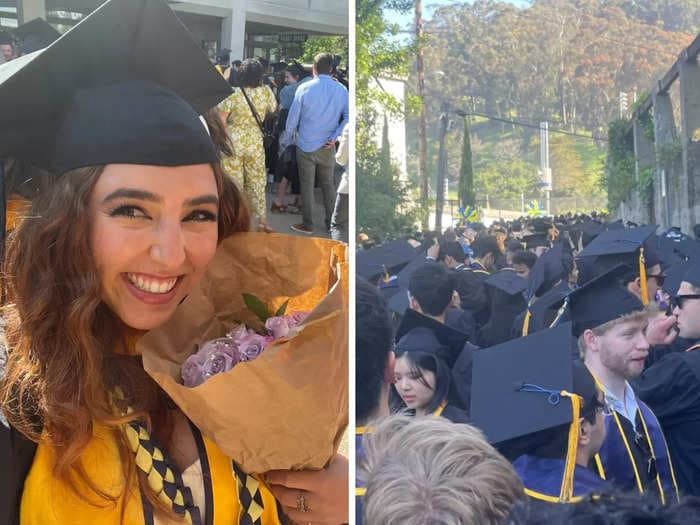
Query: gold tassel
[[522, 308, 532, 336], [639, 247, 649, 305], [559, 390, 582, 502], [382, 265, 390, 284]]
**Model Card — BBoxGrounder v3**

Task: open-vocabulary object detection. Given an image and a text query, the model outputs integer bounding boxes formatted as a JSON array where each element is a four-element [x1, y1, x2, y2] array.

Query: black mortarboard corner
[[681, 264, 700, 290], [663, 261, 689, 297], [356, 239, 419, 281], [485, 269, 528, 296], [521, 244, 570, 336], [470, 322, 591, 502], [522, 233, 549, 250], [0, 0, 231, 174], [568, 264, 644, 337], [577, 225, 657, 304], [481, 269, 528, 346], [13, 18, 61, 55], [395, 309, 469, 368]]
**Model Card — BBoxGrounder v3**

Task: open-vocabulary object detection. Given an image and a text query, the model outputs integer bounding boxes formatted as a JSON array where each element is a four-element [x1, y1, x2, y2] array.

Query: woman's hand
[[266, 454, 348, 525]]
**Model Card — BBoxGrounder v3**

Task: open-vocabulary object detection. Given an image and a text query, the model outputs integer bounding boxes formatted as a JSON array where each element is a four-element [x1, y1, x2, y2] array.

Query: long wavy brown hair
[[0, 161, 249, 516]]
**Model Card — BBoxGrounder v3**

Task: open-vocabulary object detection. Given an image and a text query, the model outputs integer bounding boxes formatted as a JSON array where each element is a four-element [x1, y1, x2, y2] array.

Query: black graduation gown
[[634, 342, 700, 496], [440, 404, 470, 424], [511, 281, 571, 339], [355, 428, 367, 525], [0, 421, 37, 525], [452, 268, 489, 327], [444, 307, 477, 344]]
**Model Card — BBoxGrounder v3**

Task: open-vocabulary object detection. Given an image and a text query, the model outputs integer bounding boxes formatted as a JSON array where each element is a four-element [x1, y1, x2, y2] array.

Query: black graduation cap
[[395, 309, 469, 368], [480, 269, 528, 346], [525, 243, 570, 300], [568, 264, 644, 337], [522, 233, 549, 250], [396, 250, 433, 289], [356, 239, 419, 281], [0, 0, 230, 174], [531, 218, 554, 234], [650, 234, 684, 269], [470, 322, 595, 502], [577, 226, 659, 303], [663, 261, 689, 296], [577, 225, 657, 260], [682, 264, 700, 290], [13, 18, 61, 55], [485, 269, 528, 296], [377, 276, 401, 301], [653, 230, 700, 263], [471, 322, 579, 444], [574, 221, 606, 248], [387, 286, 409, 316]]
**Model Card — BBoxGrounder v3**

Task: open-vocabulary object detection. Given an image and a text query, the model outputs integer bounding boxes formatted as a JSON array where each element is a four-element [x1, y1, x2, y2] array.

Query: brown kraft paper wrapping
[[139, 232, 348, 473]]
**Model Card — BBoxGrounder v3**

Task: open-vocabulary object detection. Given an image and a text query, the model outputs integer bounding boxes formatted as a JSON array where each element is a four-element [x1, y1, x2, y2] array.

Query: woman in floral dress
[[220, 58, 277, 232]]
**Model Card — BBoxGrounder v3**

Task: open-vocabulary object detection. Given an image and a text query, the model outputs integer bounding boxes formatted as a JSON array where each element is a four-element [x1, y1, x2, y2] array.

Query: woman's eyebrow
[[185, 195, 219, 207], [103, 188, 160, 203], [101, 190, 218, 207]]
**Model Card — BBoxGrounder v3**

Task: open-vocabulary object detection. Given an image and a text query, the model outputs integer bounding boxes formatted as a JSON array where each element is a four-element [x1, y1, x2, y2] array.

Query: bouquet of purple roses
[[181, 310, 308, 387], [139, 232, 347, 473]]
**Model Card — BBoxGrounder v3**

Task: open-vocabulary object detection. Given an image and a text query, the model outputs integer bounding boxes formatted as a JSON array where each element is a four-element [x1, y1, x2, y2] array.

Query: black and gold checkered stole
[[116, 396, 266, 525]]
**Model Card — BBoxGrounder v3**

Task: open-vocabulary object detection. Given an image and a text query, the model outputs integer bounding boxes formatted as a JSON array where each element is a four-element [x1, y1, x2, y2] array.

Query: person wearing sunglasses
[[571, 266, 680, 505], [635, 264, 700, 497], [469, 326, 611, 506]]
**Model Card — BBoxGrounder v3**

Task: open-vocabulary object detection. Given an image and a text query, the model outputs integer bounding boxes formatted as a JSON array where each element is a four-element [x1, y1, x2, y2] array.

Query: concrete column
[[633, 117, 654, 224], [653, 93, 679, 229], [18, 0, 46, 24], [221, 0, 246, 60], [680, 57, 700, 232]]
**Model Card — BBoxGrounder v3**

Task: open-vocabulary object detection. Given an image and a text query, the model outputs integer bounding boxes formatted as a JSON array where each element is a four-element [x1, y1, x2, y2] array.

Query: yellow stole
[[20, 421, 282, 524]]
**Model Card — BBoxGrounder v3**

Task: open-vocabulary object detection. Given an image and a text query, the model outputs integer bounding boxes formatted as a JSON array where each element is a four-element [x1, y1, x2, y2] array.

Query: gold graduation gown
[[20, 420, 283, 524]]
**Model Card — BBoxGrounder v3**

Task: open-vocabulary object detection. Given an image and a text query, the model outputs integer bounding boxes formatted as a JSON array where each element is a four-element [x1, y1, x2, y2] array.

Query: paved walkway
[[265, 183, 331, 239]]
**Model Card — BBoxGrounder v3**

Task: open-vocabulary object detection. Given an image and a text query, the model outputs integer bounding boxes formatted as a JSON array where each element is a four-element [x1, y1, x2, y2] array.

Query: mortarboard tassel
[[639, 247, 649, 306], [382, 265, 391, 284], [548, 296, 570, 329], [517, 383, 581, 502], [522, 298, 534, 336], [559, 390, 582, 503]]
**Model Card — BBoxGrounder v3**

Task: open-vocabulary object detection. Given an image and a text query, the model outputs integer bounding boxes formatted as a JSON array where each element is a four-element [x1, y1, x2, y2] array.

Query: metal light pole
[[435, 104, 449, 232], [416, 0, 428, 230], [540, 121, 551, 214]]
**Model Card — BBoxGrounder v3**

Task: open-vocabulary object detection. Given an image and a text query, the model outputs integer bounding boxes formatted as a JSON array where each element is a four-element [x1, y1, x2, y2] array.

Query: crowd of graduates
[[356, 213, 700, 524]]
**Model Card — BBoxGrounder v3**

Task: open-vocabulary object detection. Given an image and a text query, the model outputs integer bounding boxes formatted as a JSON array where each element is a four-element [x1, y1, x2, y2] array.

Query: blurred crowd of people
[[214, 50, 349, 239], [356, 212, 700, 524]]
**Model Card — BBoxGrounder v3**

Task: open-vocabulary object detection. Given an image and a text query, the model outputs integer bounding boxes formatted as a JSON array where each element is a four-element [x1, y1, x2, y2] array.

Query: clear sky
[[386, 0, 531, 30]]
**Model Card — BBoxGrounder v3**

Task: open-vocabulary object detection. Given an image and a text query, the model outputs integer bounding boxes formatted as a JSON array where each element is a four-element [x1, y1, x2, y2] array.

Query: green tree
[[475, 158, 539, 208], [356, 0, 417, 241], [605, 119, 636, 210], [357, 138, 417, 241], [458, 117, 475, 208], [300, 36, 349, 64]]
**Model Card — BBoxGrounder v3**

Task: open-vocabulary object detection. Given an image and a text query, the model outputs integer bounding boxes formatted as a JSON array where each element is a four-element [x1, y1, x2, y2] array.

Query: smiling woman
[[89, 164, 222, 331], [0, 0, 347, 524]]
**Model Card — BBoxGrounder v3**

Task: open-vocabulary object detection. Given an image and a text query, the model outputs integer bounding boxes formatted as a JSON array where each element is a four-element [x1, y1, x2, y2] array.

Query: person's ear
[[579, 418, 591, 447], [408, 294, 422, 313], [583, 329, 599, 354], [629, 277, 642, 296]]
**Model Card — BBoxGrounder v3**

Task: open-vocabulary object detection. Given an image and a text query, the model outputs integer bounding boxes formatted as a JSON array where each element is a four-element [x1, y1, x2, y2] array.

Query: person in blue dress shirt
[[281, 52, 348, 235]]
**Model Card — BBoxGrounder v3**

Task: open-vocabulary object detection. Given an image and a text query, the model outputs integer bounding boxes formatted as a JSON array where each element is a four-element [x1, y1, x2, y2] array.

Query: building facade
[[1, 0, 347, 62]]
